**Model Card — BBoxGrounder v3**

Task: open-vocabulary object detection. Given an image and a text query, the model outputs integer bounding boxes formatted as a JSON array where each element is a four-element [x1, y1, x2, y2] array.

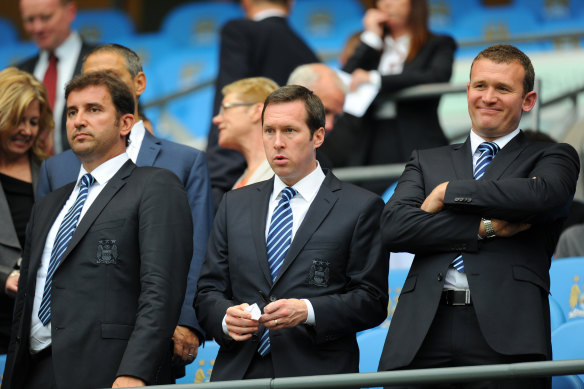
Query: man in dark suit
[[35, 44, 214, 372], [3, 71, 193, 389], [378, 45, 580, 388], [207, 0, 319, 207], [17, 0, 96, 154], [195, 85, 389, 381]]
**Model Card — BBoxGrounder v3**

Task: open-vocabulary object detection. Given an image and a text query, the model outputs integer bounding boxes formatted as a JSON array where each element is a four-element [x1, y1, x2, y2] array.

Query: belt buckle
[[452, 290, 471, 306]]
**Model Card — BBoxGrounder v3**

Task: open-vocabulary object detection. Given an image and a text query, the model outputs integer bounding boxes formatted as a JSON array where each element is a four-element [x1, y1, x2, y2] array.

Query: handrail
[[119, 359, 584, 389]]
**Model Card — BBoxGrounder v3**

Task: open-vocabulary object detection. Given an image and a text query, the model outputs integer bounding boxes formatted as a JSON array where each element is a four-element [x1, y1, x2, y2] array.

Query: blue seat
[[73, 8, 135, 43], [0, 42, 38, 69], [176, 340, 220, 384], [550, 257, 584, 322], [149, 47, 218, 143], [514, 0, 584, 21], [0, 17, 19, 45], [428, 0, 482, 31], [357, 326, 388, 374], [550, 295, 567, 332], [553, 374, 584, 389], [161, 2, 243, 47], [374, 268, 409, 329], [552, 320, 584, 382], [381, 181, 398, 203]]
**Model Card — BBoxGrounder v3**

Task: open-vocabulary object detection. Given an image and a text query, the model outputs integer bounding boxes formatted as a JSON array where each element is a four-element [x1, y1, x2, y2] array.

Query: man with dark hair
[[207, 0, 319, 208], [35, 43, 214, 377], [378, 45, 580, 388], [18, 0, 96, 154], [3, 71, 193, 389], [195, 85, 388, 381]]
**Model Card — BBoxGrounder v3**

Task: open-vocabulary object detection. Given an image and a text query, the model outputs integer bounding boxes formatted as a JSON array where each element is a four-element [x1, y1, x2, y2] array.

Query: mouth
[[273, 155, 288, 165], [72, 132, 91, 141]]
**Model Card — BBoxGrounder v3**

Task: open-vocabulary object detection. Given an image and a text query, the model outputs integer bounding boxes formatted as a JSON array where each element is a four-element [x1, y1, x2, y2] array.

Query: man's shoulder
[[45, 149, 80, 166], [16, 54, 39, 72], [150, 136, 206, 163]]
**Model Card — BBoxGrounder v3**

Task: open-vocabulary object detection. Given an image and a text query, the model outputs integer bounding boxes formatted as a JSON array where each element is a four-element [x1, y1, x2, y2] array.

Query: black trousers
[[23, 347, 57, 389], [385, 304, 549, 389], [243, 351, 275, 379]]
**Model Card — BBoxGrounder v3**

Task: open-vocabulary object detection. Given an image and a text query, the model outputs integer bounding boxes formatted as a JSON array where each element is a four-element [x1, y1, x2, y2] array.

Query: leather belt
[[30, 346, 52, 361], [441, 290, 472, 306]]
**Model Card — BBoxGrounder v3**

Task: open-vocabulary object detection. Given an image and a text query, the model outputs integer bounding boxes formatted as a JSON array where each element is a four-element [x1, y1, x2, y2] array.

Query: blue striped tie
[[258, 186, 297, 356], [452, 142, 500, 273], [38, 173, 95, 325]]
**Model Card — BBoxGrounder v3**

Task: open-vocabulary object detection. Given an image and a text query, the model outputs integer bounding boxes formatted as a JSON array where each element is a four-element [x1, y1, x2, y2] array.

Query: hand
[[421, 182, 449, 214], [5, 272, 19, 296], [363, 8, 389, 37], [349, 69, 372, 92], [112, 376, 145, 387], [172, 325, 200, 364], [478, 219, 531, 238], [225, 303, 259, 341], [259, 299, 308, 331]]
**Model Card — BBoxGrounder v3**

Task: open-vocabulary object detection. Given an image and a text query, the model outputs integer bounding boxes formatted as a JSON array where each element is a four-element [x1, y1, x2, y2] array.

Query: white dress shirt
[[33, 32, 83, 153], [30, 153, 130, 352], [443, 128, 520, 291], [126, 120, 146, 162]]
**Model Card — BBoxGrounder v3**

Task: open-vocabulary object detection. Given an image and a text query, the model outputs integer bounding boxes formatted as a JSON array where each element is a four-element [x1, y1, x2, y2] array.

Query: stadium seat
[[176, 340, 220, 384], [550, 257, 584, 322], [515, 0, 584, 21], [427, 0, 482, 31], [149, 47, 218, 143], [0, 42, 38, 69], [553, 374, 584, 389], [381, 181, 398, 203], [0, 17, 19, 45], [357, 326, 388, 374], [375, 268, 409, 329], [552, 320, 584, 382], [73, 8, 135, 43], [161, 2, 243, 47], [550, 295, 567, 332]]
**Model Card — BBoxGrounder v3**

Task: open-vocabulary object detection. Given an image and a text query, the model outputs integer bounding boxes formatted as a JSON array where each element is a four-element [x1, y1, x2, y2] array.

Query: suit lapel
[[451, 137, 474, 180], [59, 161, 135, 265], [273, 172, 339, 287], [0, 184, 20, 250], [136, 131, 161, 166], [483, 131, 527, 180], [252, 179, 273, 285]]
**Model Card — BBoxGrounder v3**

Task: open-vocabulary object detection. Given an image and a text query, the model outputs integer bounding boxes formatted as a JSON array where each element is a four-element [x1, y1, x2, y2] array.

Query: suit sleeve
[[116, 169, 193, 382], [176, 151, 214, 337], [309, 196, 389, 342], [194, 194, 236, 345], [444, 143, 580, 223]]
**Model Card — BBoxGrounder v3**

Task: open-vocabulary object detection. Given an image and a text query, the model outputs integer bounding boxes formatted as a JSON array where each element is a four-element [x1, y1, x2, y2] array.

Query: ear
[[134, 72, 147, 99], [66, 1, 77, 26], [250, 103, 263, 123], [313, 127, 325, 149], [118, 113, 135, 139], [521, 90, 537, 113]]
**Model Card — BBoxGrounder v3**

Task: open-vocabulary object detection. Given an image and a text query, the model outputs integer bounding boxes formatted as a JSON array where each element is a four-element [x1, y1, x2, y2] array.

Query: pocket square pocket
[[96, 239, 119, 264]]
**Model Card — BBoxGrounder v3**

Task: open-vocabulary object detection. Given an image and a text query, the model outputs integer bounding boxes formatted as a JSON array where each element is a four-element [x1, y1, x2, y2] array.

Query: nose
[[72, 111, 87, 129], [273, 131, 284, 149], [212, 112, 222, 126], [482, 87, 497, 104]]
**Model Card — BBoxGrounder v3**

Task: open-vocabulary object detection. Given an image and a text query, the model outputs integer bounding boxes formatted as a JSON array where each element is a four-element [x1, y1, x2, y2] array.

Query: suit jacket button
[[437, 273, 443, 281], [16, 336, 21, 343], [269, 296, 277, 302]]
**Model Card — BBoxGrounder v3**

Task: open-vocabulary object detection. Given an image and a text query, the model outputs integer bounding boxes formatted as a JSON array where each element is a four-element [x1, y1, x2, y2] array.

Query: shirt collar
[[77, 153, 130, 187], [252, 9, 287, 21], [383, 34, 410, 51], [40, 31, 81, 60], [470, 128, 520, 155], [127, 120, 145, 162], [272, 162, 325, 203]]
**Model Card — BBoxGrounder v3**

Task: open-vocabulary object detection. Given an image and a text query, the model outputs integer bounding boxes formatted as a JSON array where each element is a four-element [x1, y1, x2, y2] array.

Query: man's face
[[66, 85, 131, 170], [467, 58, 536, 141], [212, 92, 257, 151], [262, 101, 324, 186], [311, 78, 345, 132], [83, 52, 141, 102], [20, 0, 75, 51]]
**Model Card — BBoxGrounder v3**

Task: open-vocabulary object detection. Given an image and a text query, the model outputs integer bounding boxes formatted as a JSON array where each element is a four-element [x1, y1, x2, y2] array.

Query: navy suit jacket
[[378, 132, 580, 371], [36, 130, 214, 337]]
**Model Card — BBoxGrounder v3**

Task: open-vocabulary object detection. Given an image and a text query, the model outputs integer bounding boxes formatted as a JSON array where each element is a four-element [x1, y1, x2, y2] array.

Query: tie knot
[[477, 142, 500, 157], [80, 173, 95, 189], [281, 187, 297, 202], [49, 51, 58, 63]]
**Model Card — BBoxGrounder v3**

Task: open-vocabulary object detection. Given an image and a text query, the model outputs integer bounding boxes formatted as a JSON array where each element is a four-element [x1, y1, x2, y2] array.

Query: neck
[[240, 129, 266, 172], [390, 26, 410, 40], [248, 4, 287, 18]]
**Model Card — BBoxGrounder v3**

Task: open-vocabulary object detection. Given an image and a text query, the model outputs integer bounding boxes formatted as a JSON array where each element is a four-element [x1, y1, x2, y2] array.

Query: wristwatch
[[482, 218, 496, 239]]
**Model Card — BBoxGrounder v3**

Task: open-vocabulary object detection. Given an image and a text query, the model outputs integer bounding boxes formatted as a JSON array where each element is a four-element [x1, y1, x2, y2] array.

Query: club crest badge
[[308, 259, 329, 287], [96, 240, 119, 264]]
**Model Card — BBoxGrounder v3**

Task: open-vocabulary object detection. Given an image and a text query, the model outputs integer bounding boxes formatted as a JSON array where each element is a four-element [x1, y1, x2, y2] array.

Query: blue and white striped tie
[[258, 186, 297, 356], [38, 173, 95, 325], [452, 142, 500, 273]]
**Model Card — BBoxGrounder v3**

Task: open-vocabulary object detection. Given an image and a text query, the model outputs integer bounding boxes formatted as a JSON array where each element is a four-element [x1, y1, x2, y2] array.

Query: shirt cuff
[[369, 70, 382, 89], [361, 30, 383, 50], [302, 299, 316, 326], [222, 314, 229, 335]]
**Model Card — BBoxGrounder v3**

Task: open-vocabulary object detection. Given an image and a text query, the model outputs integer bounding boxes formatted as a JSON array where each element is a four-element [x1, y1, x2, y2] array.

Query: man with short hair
[[207, 0, 319, 207], [378, 45, 580, 388], [3, 71, 193, 389], [18, 0, 96, 154], [196, 85, 388, 381], [35, 44, 214, 374]]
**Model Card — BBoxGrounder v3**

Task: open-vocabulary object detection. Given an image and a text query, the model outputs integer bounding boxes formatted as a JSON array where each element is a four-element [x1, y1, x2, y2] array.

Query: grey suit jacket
[[3, 160, 193, 389], [378, 132, 580, 371], [195, 171, 389, 380]]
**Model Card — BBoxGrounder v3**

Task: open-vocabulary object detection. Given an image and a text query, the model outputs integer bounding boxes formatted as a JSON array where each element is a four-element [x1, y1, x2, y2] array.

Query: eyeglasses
[[218, 102, 256, 114]]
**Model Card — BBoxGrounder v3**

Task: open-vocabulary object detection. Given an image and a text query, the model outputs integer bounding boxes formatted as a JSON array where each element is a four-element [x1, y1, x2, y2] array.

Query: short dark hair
[[84, 43, 143, 78], [66, 71, 134, 119], [261, 85, 325, 137], [471, 44, 535, 96]]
